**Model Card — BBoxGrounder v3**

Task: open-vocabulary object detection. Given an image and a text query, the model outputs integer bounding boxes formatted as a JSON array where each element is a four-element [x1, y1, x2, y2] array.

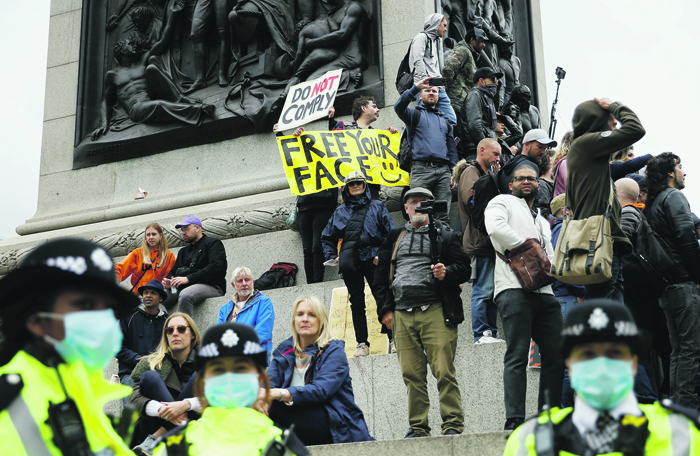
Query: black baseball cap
[[473, 67, 504, 84]]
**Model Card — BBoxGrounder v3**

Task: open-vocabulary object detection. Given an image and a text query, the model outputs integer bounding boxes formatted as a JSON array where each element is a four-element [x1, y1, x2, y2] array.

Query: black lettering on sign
[[379, 133, 396, 160], [320, 133, 338, 158], [282, 105, 297, 124], [344, 130, 362, 151], [333, 132, 351, 157], [280, 138, 301, 166], [360, 137, 373, 155], [334, 157, 352, 182], [315, 162, 338, 190], [300, 135, 325, 163], [294, 166, 312, 193], [356, 155, 373, 182]]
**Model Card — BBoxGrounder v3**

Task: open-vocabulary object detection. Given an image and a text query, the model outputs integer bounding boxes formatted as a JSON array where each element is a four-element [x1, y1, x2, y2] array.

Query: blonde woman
[[267, 296, 373, 445], [129, 313, 201, 455], [116, 223, 176, 295], [151, 323, 308, 455], [552, 130, 574, 198]]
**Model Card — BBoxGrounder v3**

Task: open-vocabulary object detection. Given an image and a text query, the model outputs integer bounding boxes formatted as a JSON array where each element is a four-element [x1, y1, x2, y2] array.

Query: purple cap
[[175, 215, 202, 229]]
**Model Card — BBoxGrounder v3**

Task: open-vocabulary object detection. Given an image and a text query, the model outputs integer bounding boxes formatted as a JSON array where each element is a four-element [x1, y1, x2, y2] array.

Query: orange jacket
[[115, 248, 176, 295]]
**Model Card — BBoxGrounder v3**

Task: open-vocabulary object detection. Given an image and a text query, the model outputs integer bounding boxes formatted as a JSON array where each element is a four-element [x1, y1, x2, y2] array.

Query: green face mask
[[570, 357, 634, 410]]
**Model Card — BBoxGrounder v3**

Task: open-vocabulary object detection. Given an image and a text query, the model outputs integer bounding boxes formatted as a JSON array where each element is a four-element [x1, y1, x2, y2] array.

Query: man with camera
[[374, 188, 471, 438], [0, 238, 140, 455], [484, 164, 564, 431], [162, 215, 227, 316]]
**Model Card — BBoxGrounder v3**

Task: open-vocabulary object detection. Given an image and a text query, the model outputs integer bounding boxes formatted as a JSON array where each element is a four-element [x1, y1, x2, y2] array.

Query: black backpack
[[395, 33, 425, 95], [255, 262, 298, 290], [398, 110, 421, 173], [467, 170, 502, 236], [622, 208, 676, 290]]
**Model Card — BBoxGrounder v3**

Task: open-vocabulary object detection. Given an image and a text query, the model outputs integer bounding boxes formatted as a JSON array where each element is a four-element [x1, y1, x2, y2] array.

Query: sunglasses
[[166, 325, 190, 335], [347, 181, 364, 187]]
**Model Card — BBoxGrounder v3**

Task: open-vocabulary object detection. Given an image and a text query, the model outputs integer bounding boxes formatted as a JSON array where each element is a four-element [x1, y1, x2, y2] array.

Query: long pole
[[549, 77, 562, 139]]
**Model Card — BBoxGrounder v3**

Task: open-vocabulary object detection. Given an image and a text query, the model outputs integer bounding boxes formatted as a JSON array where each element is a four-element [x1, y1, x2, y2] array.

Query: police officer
[[0, 238, 140, 456], [504, 299, 700, 455]]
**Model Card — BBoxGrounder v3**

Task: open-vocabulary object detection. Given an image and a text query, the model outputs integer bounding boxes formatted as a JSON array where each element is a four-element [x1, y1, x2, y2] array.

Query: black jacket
[[168, 234, 228, 293], [297, 188, 338, 212], [461, 84, 498, 154], [373, 222, 471, 326], [647, 188, 700, 284], [116, 305, 169, 377]]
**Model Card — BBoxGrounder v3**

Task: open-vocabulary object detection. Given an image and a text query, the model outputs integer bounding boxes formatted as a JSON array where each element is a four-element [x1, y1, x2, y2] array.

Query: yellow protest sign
[[329, 285, 389, 357], [277, 129, 410, 195]]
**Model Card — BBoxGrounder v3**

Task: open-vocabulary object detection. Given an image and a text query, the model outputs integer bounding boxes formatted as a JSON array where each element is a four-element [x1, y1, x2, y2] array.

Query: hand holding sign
[[277, 70, 342, 131]]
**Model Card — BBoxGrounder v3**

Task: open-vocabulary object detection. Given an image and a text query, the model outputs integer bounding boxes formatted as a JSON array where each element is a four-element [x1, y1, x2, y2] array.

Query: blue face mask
[[204, 372, 259, 409], [570, 357, 634, 410], [40, 309, 123, 372]]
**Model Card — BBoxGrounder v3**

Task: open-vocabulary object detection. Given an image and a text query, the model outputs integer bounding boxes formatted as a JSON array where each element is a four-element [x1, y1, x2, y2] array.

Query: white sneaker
[[355, 342, 370, 357], [389, 339, 397, 354], [133, 434, 158, 455], [474, 330, 503, 345]]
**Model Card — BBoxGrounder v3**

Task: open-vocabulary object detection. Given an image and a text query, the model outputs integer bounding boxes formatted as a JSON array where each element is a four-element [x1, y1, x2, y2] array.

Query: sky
[[0, 0, 699, 240]]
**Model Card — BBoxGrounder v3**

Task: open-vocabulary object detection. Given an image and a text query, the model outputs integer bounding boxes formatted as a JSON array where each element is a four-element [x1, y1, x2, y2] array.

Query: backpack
[[467, 170, 502, 236], [395, 32, 425, 94], [397, 110, 421, 173], [622, 208, 675, 290], [254, 262, 298, 290]]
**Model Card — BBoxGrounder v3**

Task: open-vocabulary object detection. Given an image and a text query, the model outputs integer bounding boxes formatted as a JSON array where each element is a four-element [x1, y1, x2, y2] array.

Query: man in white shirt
[[484, 163, 564, 431]]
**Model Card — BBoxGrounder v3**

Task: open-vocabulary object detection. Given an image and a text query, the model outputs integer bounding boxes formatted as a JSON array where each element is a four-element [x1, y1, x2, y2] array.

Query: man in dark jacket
[[163, 215, 228, 316], [645, 152, 700, 410], [395, 77, 459, 222], [498, 128, 556, 193], [374, 187, 470, 437], [117, 280, 169, 388], [566, 98, 645, 304], [443, 27, 490, 114], [321, 171, 394, 356], [460, 67, 502, 159]]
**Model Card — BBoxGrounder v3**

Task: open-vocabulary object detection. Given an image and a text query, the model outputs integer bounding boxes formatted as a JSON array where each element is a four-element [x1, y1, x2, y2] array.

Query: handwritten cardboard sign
[[277, 69, 342, 131]]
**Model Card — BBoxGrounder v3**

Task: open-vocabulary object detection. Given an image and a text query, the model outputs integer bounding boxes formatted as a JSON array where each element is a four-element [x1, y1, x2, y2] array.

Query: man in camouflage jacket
[[443, 27, 490, 114]]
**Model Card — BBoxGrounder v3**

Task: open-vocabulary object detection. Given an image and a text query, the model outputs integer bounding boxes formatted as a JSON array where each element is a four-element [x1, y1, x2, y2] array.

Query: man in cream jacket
[[484, 163, 564, 431]]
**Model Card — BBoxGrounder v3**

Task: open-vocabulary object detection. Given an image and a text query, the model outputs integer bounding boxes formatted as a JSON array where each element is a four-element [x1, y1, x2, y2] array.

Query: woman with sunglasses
[[129, 312, 202, 455], [151, 323, 309, 456], [320, 171, 395, 357], [116, 223, 176, 295], [266, 296, 373, 446]]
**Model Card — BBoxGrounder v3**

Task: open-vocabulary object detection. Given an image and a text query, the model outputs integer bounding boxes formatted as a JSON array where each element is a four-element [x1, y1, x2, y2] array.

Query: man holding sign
[[395, 77, 459, 223]]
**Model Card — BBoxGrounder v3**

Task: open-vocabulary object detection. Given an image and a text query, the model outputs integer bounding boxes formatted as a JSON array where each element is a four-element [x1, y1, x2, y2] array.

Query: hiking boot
[[389, 339, 397, 354], [355, 342, 370, 357], [404, 429, 423, 438], [133, 434, 159, 455], [474, 330, 502, 345], [443, 428, 461, 435], [504, 418, 524, 431]]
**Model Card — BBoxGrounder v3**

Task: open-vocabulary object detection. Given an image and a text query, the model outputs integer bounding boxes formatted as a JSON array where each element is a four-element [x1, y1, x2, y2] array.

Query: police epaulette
[[0, 373, 24, 412], [660, 399, 700, 430]]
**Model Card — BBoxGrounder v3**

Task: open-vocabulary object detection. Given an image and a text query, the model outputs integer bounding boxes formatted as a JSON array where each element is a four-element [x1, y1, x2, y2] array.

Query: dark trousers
[[495, 289, 564, 420], [342, 258, 392, 344], [298, 208, 334, 284], [135, 371, 197, 440], [269, 402, 334, 446], [585, 254, 624, 304]]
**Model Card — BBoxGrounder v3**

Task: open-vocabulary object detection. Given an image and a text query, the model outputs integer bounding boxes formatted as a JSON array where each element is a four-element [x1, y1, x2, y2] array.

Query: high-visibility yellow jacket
[[153, 407, 306, 456], [504, 403, 700, 455], [0, 349, 134, 456]]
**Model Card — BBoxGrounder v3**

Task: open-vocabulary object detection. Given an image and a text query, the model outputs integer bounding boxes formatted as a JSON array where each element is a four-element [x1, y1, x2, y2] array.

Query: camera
[[428, 77, 446, 86], [555, 67, 566, 80], [414, 199, 448, 216]]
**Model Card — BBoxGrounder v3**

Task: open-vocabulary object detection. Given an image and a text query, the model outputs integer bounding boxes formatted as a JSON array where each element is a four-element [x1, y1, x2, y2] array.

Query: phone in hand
[[429, 77, 446, 86]]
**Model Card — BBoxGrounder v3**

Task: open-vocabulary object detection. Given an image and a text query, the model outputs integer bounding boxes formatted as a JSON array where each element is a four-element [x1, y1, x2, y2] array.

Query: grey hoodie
[[409, 13, 444, 83]]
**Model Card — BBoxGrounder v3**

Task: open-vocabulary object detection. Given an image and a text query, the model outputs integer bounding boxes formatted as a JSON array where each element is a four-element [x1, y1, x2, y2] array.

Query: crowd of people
[[2, 11, 700, 456]]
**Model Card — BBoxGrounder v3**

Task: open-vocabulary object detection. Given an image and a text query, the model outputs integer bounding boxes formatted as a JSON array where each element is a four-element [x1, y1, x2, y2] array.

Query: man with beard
[[443, 27, 490, 115], [498, 128, 556, 193], [374, 187, 470, 437], [461, 67, 502, 160], [162, 215, 227, 316], [484, 164, 564, 431]]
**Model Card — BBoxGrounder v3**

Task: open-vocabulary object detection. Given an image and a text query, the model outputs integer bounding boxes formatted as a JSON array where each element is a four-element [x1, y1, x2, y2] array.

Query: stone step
[[308, 431, 511, 456]]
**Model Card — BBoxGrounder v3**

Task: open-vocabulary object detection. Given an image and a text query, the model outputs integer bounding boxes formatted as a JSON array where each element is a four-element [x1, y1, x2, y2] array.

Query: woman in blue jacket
[[216, 267, 275, 362], [267, 295, 374, 446]]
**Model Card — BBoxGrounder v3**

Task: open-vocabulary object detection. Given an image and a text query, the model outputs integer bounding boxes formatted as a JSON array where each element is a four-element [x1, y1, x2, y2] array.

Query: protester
[[495, 111, 523, 164], [129, 312, 202, 455], [535, 148, 555, 219], [162, 215, 227, 316], [0, 238, 139, 456], [504, 300, 700, 455], [117, 280, 169, 393], [499, 128, 556, 193], [460, 67, 503, 160], [151, 323, 309, 456], [321, 171, 394, 356], [443, 27, 490, 115], [610, 149, 652, 180], [567, 97, 645, 303], [267, 295, 373, 445], [374, 187, 471, 437], [216, 266, 275, 360], [116, 222, 176, 295], [551, 130, 573, 198], [645, 153, 700, 410], [485, 164, 564, 430]]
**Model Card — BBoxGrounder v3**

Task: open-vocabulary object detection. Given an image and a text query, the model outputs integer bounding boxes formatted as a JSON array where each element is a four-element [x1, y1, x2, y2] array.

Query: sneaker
[[504, 418, 524, 431], [404, 428, 422, 438], [389, 339, 397, 354], [133, 434, 159, 455], [474, 330, 502, 345], [355, 342, 370, 357], [443, 428, 461, 435]]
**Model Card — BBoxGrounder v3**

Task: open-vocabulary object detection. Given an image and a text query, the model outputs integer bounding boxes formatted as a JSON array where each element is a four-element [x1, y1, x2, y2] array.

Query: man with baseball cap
[[460, 66, 503, 160], [443, 27, 491, 114], [374, 187, 471, 437], [0, 238, 140, 455], [498, 128, 557, 195], [117, 279, 169, 391], [163, 215, 227, 316], [505, 299, 700, 455], [321, 171, 394, 356]]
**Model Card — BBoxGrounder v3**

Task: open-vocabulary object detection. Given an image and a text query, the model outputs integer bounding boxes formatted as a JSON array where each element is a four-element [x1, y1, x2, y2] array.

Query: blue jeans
[[120, 374, 133, 407], [416, 87, 457, 127], [584, 254, 624, 304], [557, 295, 577, 323], [472, 255, 497, 341]]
